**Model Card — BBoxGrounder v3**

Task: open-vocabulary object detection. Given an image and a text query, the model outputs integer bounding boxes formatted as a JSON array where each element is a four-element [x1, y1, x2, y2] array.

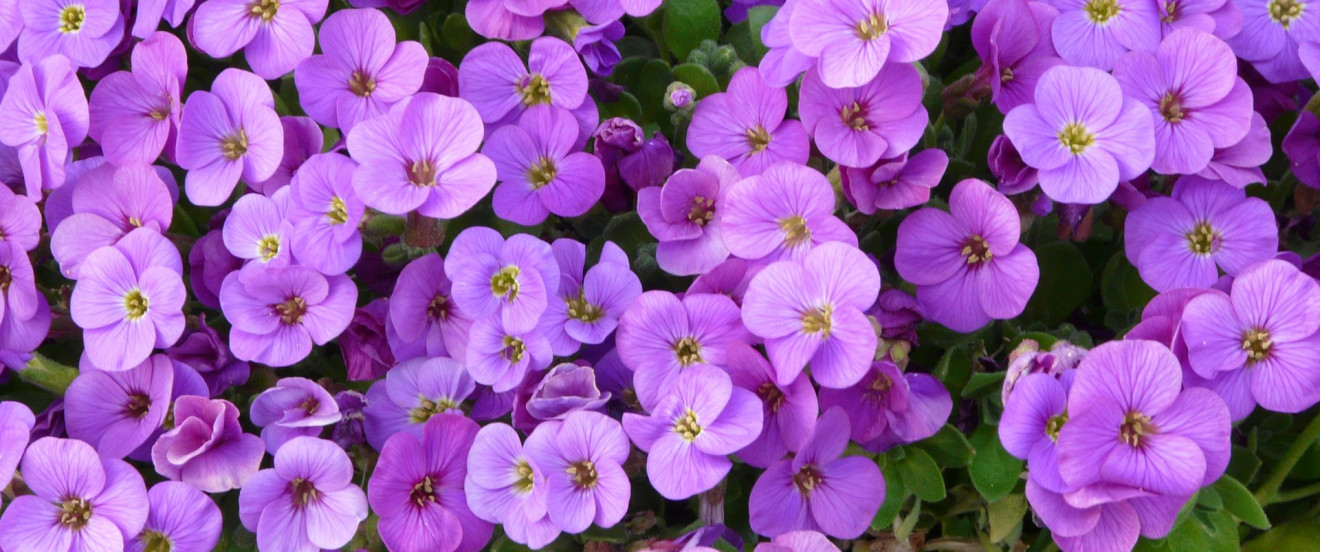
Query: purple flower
[[370, 414, 492, 552], [524, 410, 632, 533], [688, 258, 755, 304], [152, 395, 265, 492], [1227, 0, 1318, 82], [238, 437, 368, 552], [466, 423, 561, 548], [192, 0, 328, 79], [446, 228, 560, 335], [575, 21, 625, 75], [166, 315, 251, 396], [339, 298, 395, 381], [389, 253, 473, 360], [485, 105, 605, 225], [421, 57, 461, 96], [1182, 260, 1320, 413], [332, 390, 368, 448], [1113, 29, 1253, 175], [0, 186, 40, 253], [799, 62, 927, 169], [687, 67, 809, 177], [251, 377, 343, 453], [722, 163, 857, 264], [176, 68, 284, 206], [1002, 339, 1085, 404], [1050, 0, 1159, 70], [219, 264, 358, 367], [132, 0, 195, 37], [1000, 373, 1073, 492], [1284, 110, 1320, 189], [988, 134, 1039, 194], [725, 342, 818, 468], [637, 156, 738, 275], [363, 356, 476, 450], [288, 153, 365, 275], [754, 531, 841, 552], [520, 362, 613, 426], [787, 0, 948, 88], [459, 37, 588, 125], [970, 0, 1065, 113], [294, 8, 427, 131], [88, 32, 186, 166], [759, 0, 816, 87], [842, 149, 949, 213], [0, 245, 35, 341], [0, 284, 51, 371], [251, 115, 323, 195], [0, 55, 88, 199], [540, 240, 641, 354], [748, 408, 884, 539], [223, 189, 293, 268], [1004, 65, 1154, 204], [347, 92, 496, 217], [819, 361, 952, 452], [188, 219, 244, 310], [128, 482, 223, 552], [617, 291, 752, 411], [0, 437, 147, 551], [464, 0, 544, 41], [64, 354, 173, 458], [1125, 176, 1277, 291], [1200, 112, 1271, 187], [468, 316, 554, 392], [50, 164, 174, 279], [0, 401, 35, 505], [18, 0, 125, 68], [1156, 0, 1242, 38]]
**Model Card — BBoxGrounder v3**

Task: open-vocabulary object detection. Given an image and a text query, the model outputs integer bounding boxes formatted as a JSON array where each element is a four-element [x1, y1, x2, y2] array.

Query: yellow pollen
[[1001, 67, 1014, 83], [673, 336, 703, 366], [779, 215, 812, 246], [59, 5, 86, 33], [34, 113, 48, 135], [1046, 411, 1068, 442], [427, 294, 450, 321], [140, 530, 172, 552], [275, 296, 307, 325], [123, 289, 149, 320], [793, 465, 824, 495], [1242, 329, 1272, 364], [757, 382, 786, 413], [854, 12, 888, 39], [58, 497, 93, 529], [124, 392, 152, 420], [349, 71, 376, 97], [501, 335, 526, 363], [1057, 122, 1095, 155], [222, 129, 248, 160], [801, 305, 833, 337], [687, 196, 715, 226], [1085, 0, 1122, 23], [410, 476, 436, 506], [1270, 0, 1304, 27], [961, 235, 994, 265], [1160, 0, 1179, 21], [514, 461, 535, 493], [518, 74, 553, 106], [258, 235, 281, 261], [567, 460, 598, 489], [746, 126, 772, 153], [674, 409, 702, 441], [0, 266, 11, 293], [528, 157, 557, 189], [1160, 92, 1185, 123], [840, 102, 869, 131], [291, 477, 318, 508], [407, 159, 437, 187], [327, 196, 349, 225], [1185, 221, 1219, 254], [408, 396, 460, 423], [566, 293, 604, 323], [128, 217, 143, 227], [490, 266, 521, 301], [249, 0, 280, 22], [1119, 411, 1154, 447]]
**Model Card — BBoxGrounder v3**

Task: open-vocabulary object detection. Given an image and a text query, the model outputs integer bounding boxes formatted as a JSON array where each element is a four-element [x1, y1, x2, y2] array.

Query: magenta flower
[[819, 361, 952, 452], [468, 316, 554, 392], [842, 149, 949, 213], [223, 188, 293, 268], [370, 414, 493, 552], [192, 0, 328, 79], [722, 163, 857, 264], [638, 156, 741, 276], [1050, 0, 1159, 70], [251, 115, 323, 195], [64, 354, 173, 458], [88, 32, 186, 166], [540, 240, 642, 355], [524, 410, 632, 533], [617, 290, 752, 411], [363, 356, 476, 450], [464, 0, 544, 41], [17, 0, 125, 67], [459, 37, 588, 124], [1182, 260, 1320, 413], [759, 0, 816, 87], [686, 67, 809, 177], [798, 62, 927, 169], [485, 105, 605, 225], [128, 482, 223, 552], [219, 264, 358, 367], [251, 377, 342, 453], [132, 0, 195, 37], [176, 69, 284, 206], [50, 164, 173, 279], [0, 55, 88, 199], [446, 227, 560, 334], [347, 92, 496, 217], [724, 342, 818, 468], [288, 153, 365, 275], [624, 365, 763, 499], [0, 402, 35, 505], [516, 362, 613, 427], [466, 423, 562, 548], [238, 437, 368, 552], [1125, 176, 1277, 291], [970, 0, 1065, 113], [1227, 0, 1319, 82], [1113, 29, 1253, 175], [0, 438, 147, 552], [152, 395, 265, 492], [294, 8, 427, 131], [1003, 65, 1154, 204], [749, 408, 884, 539], [999, 373, 1072, 492], [0, 186, 39, 253], [787, 0, 947, 88], [754, 531, 842, 552], [389, 253, 474, 360]]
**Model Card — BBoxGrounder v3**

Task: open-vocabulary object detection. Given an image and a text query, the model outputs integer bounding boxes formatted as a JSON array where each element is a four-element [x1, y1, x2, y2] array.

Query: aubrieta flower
[[166, 314, 251, 396], [999, 372, 1073, 492], [688, 257, 755, 304], [251, 377, 343, 453], [220, 264, 358, 367], [128, 482, 223, 552], [895, 179, 1039, 332], [370, 413, 493, 552], [188, 217, 244, 310], [686, 67, 809, 177], [819, 361, 952, 453], [294, 8, 427, 131], [223, 188, 293, 268], [132, 0, 195, 37], [0, 186, 40, 253], [754, 531, 843, 552], [64, 354, 173, 458], [464, 0, 545, 41], [176, 68, 284, 206], [787, 0, 948, 88], [238, 436, 368, 552], [0, 55, 88, 199], [749, 408, 884, 539], [798, 62, 928, 169], [1154, 0, 1242, 38], [71, 228, 186, 371], [485, 105, 606, 225], [0, 277, 51, 371], [1049, 0, 1159, 70], [1113, 29, 1253, 175], [192, 0, 328, 79], [363, 356, 476, 450], [467, 423, 562, 548], [1201, 112, 1271, 187], [251, 115, 323, 195], [1181, 260, 1320, 413], [88, 31, 187, 166], [468, 316, 554, 392], [524, 410, 632, 533], [842, 149, 949, 213], [51, 163, 175, 278], [638, 156, 740, 276], [152, 395, 265, 492], [617, 290, 752, 411], [389, 253, 474, 360], [1227, 0, 1319, 83], [0, 401, 35, 506], [446, 227, 560, 334], [759, 0, 816, 88], [624, 365, 763, 499], [340, 299, 394, 381], [1002, 339, 1085, 404], [347, 92, 497, 218], [518, 362, 613, 426], [1284, 110, 1320, 189], [540, 240, 642, 355], [1003, 65, 1154, 204], [288, 153, 365, 275], [724, 342, 818, 468], [459, 37, 588, 125], [575, 21, 626, 75], [1125, 176, 1277, 292], [722, 163, 857, 264], [17, 0, 125, 67], [970, 0, 1065, 113], [0, 437, 148, 552]]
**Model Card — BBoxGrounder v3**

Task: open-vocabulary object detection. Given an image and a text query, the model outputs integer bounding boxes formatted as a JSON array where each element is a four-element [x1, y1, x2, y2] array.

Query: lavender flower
[[485, 105, 605, 225], [64, 354, 173, 458], [971, 0, 1064, 113], [251, 115, 323, 195], [192, 0, 328, 79], [466, 423, 561, 548], [51, 164, 174, 278], [519, 362, 613, 427], [819, 361, 952, 452], [842, 149, 949, 213], [1049, 0, 1159, 70], [238, 437, 368, 552], [288, 152, 365, 275], [468, 316, 554, 392], [220, 264, 357, 367], [446, 227, 560, 335], [524, 410, 632, 533], [459, 37, 588, 125], [223, 188, 294, 268], [132, 0, 195, 37], [687, 67, 809, 177], [0, 55, 88, 199], [1227, 0, 1318, 82], [722, 163, 857, 264], [363, 356, 475, 450], [389, 253, 473, 360], [0, 401, 35, 505], [799, 62, 928, 169], [999, 373, 1072, 492], [724, 342, 818, 468], [0, 186, 39, 253], [152, 395, 265, 492], [251, 377, 343, 453], [540, 240, 641, 354], [176, 69, 284, 206], [17, 0, 125, 67], [88, 32, 186, 165], [788, 0, 948, 88], [128, 482, 223, 552], [1201, 112, 1271, 187]]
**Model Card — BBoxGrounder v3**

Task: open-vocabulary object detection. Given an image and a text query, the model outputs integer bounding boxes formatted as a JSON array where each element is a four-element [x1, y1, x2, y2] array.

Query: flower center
[[258, 235, 281, 261], [408, 396, 460, 423], [327, 197, 349, 225], [961, 235, 994, 265], [290, 477, 318, 508], [249, 0, 279, 22], [1046, 411, 1068, 442], [58, 497, 93, 530], [778, 215, 812, 246], [1057, 122, 1095, 155], [140, 530, 173, 552], [59, 5, 86, 33], [566, 293, 604, 323], [1119, 411, 1154, 447], [124, 289, 149, 320], [222, 129, 249, 160], [673, 336, 703, 366], [840, 102, 869, 131], [673, 408, 703, 441], [501, 335, 526, 363], [407, 159, 437, 187], [746, 126, 772, 153], [1184, 221, 1220, 254], [793, 465, 824, 495], [490, 266, 521, 301], [801, 305, 833, 337], [528, 157, 557, 189], [34, 112, 49, 135], [866, 373, 893, 401], [410, 476, 436, 506], [129, 217, 143, 227], [300, 396, 320, 415], [567, 460, 597, 489], [1159, 92, 1185, 123], [1001, 67, 1015, 83], [427, 293, 450, 321], [1270, 0, 1304, 27], [1241, 328, 1272, 364], [349, 71, 376, 97], [1085, 0, 1121, 23], [518, 74, 553, 106], [124, 392, 152, 420], [514, 461, 535, 493], [1160, 0, 1180, 21], [276, 296, 307, 325], [0, 266, 10, 292], [855, 12, 888, 39], [757, 382, 786, 413], [687, 196, 716, 226]]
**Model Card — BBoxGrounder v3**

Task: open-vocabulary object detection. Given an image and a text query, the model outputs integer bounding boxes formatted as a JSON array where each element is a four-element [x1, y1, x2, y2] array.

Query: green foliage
[[662, 0, 721, 61]]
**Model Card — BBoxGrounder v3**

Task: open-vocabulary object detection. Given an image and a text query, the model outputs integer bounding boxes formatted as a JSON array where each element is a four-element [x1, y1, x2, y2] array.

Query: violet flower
[[51, 163, 174, 278], [725, 342, 818, 468], [339, 298, 395, 381], [524, 410, 632, 533], [687, 67, 809, 177], [219, 264, 358, 367], [819, 361, 952, 453], [0, 55, 88, 199], [64, 354, 173, 459], [238, 436, 368, 552], [787, 0, 947, 88], [842, 149, 949, 213], [251, 377, 343, 453], [389, 253, 474, 361], [128, 482, 223, 552], [363, 356, 476, 450], [485, 105, 606, 225], [88, 31, 186, 166], [176, 68, 284, 206], [722, 162, 857, 264], [459, 37, 588, 125], [152, 395, 265, 492], [288, 152, 365, 275], [446, 227, 560, 335], [191, 0, 328, 79], [466, 423, 562, 548], [540, 239, 641, 355], [17, 0, 125, 67], [799, 62, 928, 169]]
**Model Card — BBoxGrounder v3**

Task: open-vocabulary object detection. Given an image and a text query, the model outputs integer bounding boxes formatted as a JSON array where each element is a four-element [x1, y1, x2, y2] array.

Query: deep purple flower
[[722, 163, 857, 264], [128, 482, 223, 552], [152, 395, 265, 492], [219, 264, 358, 367], [687, 67, 809, 177], [540, 240, 641, 355], [188, 219, 244, 310], [468, 316, 554, 392], [339, 298, 395, 381], [988, 134, 1039, 194], [1200, 112, 1271, 187], [1227, 0, 1319, 82], [971, 0, 1064, 113], [176, 68, 284, 206], [518, 362, 613, 428], [459, 37, 588, 125], [524, 410, 632, 533], [65, 354, 173, 458], [332, 390, 368, 449], [421, 57, 461, 96], [0, 55, 88, 199], [88, 32, 186, 166], [251, 115, 323, 195], [870, 287, 922, 344], [349, 0, 426, 13], [50, 164, 174, 279], [288, 152, 365, 275], [363, 356, 476, 450], [18, 0, 125, 67], [842, 149, 949, 213], [389, 253, 474, 360], [446, 227, 560, 335], [1284, 110, 1320, 189], [485, 105, 605, 225], [819, 361, 952, 452], [799, 62, 927, 169], [724, 342, 818, 468], [192, 0, 328, 79], [466, 423, 561, 548], [575, 21, 625, 75], [166, 315, 251, 396], [1050, 0, 1159, 70], [238, 437, 368, 552], [788, 0, 948, 88], [251, 377, 343, 453]]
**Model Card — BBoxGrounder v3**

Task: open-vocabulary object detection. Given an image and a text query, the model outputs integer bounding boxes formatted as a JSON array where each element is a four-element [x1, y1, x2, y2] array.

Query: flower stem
[[1254, 412, 1320, 506]]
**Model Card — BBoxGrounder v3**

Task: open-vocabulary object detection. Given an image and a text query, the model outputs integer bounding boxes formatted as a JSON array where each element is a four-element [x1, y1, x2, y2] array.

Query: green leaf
[[672, 63, 720, 98], [1226, 444, 1262, 484], [987, 494, 1028, 544], [663, 0, 721, 61], [894, 447, 946, 502], [441, 14, 478, 55], [969, 424, 1024, 503], [1244, 521, 1320, 552], [1022, 241, 1093, 327], [1212, 475, 1270, 529], [636, 59, 674, 125], [914, 424, 975, 468], [872, 461, 908, 531], [962, 372, 1006, 400], [1151, 508, 1238, 552]]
